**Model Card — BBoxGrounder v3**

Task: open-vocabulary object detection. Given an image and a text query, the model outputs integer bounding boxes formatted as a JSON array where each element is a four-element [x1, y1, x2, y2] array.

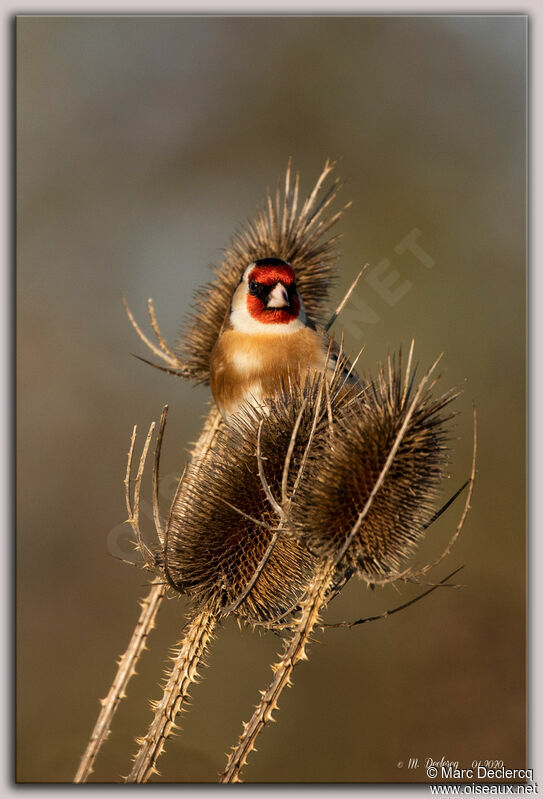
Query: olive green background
[[17, 16, 526, 783]]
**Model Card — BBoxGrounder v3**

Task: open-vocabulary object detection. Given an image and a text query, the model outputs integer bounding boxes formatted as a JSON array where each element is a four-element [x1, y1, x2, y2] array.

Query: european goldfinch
[[210, 257, 356, 419]]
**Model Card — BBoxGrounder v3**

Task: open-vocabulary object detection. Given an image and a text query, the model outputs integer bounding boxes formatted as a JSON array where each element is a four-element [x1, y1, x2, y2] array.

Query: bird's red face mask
[[246, 259, 301, 324]]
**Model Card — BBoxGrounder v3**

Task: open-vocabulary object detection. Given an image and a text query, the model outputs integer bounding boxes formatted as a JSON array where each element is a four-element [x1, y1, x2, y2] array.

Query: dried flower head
[[176, 160, 350, 383], [163, 365, 360, 624], [289, 354, 457, 578]]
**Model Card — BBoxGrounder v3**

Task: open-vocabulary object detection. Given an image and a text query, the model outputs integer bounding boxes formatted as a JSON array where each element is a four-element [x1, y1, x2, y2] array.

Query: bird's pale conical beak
[[266, 283, 290, 309]]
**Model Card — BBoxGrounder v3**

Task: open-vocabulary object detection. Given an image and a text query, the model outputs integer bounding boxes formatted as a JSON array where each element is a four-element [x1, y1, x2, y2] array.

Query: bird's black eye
[[248, 280, 268, 302]]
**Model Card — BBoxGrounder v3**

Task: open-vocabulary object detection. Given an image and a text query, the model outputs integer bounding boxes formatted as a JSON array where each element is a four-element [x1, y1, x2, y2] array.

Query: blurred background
[[17, 15, 526, 783]]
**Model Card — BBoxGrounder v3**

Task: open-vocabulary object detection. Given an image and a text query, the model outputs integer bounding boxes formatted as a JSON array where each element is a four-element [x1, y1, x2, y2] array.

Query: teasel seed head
[[289, 354, 457, 579], [176, 160, 350, 383], [163, 366, 360, 625]]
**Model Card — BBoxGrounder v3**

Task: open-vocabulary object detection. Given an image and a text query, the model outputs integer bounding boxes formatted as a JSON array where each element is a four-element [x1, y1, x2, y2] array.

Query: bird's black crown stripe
[[253, 257, 290, 267]]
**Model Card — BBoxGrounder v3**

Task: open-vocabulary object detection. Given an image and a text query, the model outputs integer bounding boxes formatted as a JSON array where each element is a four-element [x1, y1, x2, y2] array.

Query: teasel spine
[[125, 601, 219, 783]]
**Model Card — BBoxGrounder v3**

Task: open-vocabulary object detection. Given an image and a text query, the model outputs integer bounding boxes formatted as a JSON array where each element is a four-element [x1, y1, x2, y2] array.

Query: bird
[[209, 257, 358, 420]]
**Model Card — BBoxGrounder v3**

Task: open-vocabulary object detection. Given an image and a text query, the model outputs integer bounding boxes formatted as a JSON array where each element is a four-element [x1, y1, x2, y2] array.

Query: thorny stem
[[75, 404, 223, 783], [219, 561, 335, 784], [126, 604, 218, 783], [126, 420, 157, 568], [74, 579, 167, 783], [124, 406, 224, 782], [152, 406, 169, 546]]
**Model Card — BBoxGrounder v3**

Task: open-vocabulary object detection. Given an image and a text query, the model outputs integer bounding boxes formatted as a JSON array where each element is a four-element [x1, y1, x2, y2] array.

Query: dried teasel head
[[162, 366, 361, 625], [289, 353, 458, 579], [176, 160, 350, 383]]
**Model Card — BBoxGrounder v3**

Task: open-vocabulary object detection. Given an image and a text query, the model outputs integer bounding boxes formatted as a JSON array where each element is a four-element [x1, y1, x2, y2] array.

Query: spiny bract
[[289, 357, 457, 578]]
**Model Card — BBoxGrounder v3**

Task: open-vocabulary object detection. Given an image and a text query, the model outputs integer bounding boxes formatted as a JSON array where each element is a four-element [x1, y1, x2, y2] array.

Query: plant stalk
[[74, 579, 166, 782], [125, 603, 218, 782], [75, 405, 222, 782], [219, 560, 335, 783]]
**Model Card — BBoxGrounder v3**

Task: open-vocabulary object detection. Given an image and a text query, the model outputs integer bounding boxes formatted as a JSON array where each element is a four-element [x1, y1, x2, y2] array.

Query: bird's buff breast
[[209, 328, 327, 419]]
